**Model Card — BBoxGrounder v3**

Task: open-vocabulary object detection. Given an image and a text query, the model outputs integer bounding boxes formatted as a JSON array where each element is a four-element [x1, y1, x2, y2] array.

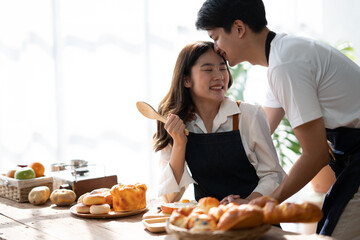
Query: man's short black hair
[[196, 0, 267, 33]]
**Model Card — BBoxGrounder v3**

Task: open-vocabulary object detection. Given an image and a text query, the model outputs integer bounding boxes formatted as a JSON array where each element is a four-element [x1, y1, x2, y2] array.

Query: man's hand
[[220, 194, 249, 205]]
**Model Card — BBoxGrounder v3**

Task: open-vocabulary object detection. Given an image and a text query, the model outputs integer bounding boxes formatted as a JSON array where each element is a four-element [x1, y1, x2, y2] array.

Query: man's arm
[[263, 107, 285, 134], [270, 117, 330, 203]]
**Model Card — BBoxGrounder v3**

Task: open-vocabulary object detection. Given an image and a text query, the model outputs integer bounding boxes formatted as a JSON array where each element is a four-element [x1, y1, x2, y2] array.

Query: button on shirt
[[158, 97, 286, 203]]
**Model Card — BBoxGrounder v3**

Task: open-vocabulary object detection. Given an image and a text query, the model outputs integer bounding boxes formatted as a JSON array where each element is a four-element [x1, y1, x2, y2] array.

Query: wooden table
[[0, 197, 336, 240]]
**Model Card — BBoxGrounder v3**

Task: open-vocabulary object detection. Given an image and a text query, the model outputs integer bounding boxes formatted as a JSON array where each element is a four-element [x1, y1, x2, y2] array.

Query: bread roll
[[169, 210, 188, 229], [208, 204, 228, 222], [189, 214, 217, 232], [50, 189, 76, 206], [197, 197, 220, 213], [185, 208, 206, 229], [90, 204, 111, 214], [77, 192, 89, 204], [75, 203, 91, 213], [90, 188, 110, 195], [83, 194, 106, 205]]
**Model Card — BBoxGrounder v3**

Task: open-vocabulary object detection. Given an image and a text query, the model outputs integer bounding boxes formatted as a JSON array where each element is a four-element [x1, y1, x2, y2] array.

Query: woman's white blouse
[[158, 97, 286, 203]]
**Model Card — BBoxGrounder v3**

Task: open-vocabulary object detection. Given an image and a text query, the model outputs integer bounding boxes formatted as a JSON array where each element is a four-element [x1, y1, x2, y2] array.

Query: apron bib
[[185, 107, 259, 201], [317, 127, 360, 236]]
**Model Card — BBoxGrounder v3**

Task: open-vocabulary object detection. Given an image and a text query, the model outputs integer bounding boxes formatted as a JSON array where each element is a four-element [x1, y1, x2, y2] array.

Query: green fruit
[[14, 167, 36, 180]]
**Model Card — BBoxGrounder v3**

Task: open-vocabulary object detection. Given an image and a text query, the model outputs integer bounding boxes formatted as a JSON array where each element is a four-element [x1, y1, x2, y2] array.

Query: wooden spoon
[[136, 101, 189, 135]]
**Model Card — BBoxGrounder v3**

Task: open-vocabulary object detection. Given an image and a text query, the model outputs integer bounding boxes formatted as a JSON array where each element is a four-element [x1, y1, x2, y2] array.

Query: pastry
[[197, 197, 220, 213], [217, 204, 264, 230], [50, 189, 76, 206], [189, 214, 217, 232], [90, 203, 111, 214], [75, 203, 91, 213], [83, 194, 106, 205], [169, 210, 189, 228], [263, 201, 323, 224], [110, 183, 147, 211]]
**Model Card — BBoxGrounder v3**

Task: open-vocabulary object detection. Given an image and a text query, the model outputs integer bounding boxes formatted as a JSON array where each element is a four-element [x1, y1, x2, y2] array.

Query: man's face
[[207, 27, 241, 67]]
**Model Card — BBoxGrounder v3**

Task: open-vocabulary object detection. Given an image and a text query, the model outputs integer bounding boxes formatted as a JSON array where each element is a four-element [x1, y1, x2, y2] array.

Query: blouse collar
[[192, 97, 241, 133]]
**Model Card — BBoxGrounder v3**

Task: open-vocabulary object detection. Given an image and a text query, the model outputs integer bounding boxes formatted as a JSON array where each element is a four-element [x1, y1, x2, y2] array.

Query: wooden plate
[[70, 205, 148, 219]]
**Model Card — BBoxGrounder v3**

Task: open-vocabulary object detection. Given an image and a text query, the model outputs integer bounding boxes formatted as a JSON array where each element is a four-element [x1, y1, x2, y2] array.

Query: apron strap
[[233, 101, 241, 131]]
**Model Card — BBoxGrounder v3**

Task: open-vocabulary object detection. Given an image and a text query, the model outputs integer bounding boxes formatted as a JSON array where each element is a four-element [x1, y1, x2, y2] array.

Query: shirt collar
[[192, 97, 241, 133]]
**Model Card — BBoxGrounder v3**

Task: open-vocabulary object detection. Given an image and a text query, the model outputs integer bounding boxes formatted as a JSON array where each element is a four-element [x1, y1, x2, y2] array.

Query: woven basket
[[166, 219, 270, 240], [0, 175, 53, 203]]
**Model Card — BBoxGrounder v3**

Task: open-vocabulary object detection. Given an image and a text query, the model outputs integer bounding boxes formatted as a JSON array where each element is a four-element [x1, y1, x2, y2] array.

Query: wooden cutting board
[[142, 207, 170, 219], [142, 217, 168, 233]]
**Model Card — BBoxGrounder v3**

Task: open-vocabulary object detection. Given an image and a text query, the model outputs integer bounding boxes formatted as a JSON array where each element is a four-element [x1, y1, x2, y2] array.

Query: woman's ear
[[184, 76, 191, 88]]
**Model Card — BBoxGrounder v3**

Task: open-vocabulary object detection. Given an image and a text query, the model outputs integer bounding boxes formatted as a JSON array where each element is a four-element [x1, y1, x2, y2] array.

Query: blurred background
[[0, 0, 359, 206]]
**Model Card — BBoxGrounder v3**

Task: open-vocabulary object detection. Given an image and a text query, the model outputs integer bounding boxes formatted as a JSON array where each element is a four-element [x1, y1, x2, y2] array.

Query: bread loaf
[[110, 183, 147, 211], [217, 204, 264, 231], [263, 201, 323, 224], [249, 196, 323, 224]]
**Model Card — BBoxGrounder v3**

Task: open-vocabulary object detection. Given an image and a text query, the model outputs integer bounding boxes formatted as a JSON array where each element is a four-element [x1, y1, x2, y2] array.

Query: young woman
[[153, 41, 285, 204]]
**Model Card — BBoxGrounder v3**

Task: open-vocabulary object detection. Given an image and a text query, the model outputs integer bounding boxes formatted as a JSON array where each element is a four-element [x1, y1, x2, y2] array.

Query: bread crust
[[250, 196, 323, 224], [217, 204, 264, 231], [83, 194, 106, 205]]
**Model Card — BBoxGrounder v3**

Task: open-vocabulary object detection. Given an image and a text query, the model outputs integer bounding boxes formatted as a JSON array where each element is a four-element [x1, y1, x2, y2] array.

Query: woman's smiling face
[[185, 49, 229, 105]]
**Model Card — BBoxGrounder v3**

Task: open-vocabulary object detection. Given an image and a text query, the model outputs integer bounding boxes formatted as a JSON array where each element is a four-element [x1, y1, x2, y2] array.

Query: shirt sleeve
[[244, 105, 286, 196], [157, 145, 196, 203], [269, 61, 323, 128], [263, 84, 282, 108]]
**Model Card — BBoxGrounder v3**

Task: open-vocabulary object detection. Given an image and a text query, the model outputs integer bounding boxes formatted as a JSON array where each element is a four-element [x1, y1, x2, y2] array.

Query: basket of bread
[[71, 183, 148, 218], [166, 196, 323, 240]]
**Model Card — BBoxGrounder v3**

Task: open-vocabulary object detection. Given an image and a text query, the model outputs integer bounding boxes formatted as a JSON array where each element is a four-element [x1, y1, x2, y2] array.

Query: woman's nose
[[215, 69, 224, 80]]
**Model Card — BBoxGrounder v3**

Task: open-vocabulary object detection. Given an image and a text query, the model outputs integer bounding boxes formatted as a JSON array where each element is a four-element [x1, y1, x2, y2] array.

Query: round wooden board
[[70, 205, 147, 219]]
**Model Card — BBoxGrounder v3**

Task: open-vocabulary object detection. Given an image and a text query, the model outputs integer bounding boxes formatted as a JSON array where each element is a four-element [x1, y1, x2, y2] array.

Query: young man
[[195, 0, 360, 238]]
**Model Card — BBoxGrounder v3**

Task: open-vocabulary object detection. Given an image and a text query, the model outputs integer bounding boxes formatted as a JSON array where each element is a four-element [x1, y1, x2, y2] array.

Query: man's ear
[[233, 20, 246, 38], [184, 76, 191, 88]]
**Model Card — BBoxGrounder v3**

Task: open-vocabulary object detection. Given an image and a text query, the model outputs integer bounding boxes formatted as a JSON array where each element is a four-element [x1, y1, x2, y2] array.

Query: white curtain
[[0, 0, 206, 197]]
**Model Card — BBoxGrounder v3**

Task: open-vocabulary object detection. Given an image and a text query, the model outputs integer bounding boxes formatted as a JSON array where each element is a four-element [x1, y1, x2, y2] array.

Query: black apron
[[317, 127, 360, 236], [185, 110, 259, 201]]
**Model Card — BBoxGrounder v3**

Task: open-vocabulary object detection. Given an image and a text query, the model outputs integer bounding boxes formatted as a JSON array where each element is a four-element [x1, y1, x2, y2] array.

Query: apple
[[14, 167, 36, 180]]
